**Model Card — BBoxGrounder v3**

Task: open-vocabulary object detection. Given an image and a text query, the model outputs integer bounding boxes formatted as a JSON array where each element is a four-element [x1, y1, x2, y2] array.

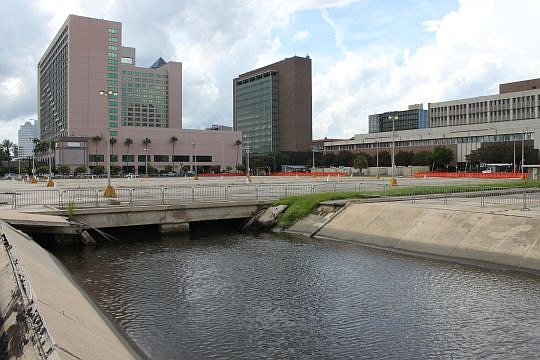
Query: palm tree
[[234, 139, 242, 170], [91, 135, 102, 166], [110, 137, 117, 167], [124, 138, 133, 172], [1, 139, 15, 173], [170, 136, 178, 171], [142, 137, 151, 173]]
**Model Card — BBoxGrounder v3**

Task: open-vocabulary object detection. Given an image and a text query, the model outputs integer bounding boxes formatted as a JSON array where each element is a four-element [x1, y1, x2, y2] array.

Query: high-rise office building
[[17, 120, 38, 157], [233, 56, 312, 154], [38, 15, 239, 173], [368, 104, 428, 133]]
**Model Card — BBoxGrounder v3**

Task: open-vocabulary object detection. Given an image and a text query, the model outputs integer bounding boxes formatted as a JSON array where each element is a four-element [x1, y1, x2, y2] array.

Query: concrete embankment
[[0, 221, 147, 359], [290, 200, 540, 273]]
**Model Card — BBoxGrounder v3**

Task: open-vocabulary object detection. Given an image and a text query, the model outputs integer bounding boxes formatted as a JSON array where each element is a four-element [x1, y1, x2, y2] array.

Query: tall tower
[[38, 15, 182, 142], [233, 56, 312, 154]]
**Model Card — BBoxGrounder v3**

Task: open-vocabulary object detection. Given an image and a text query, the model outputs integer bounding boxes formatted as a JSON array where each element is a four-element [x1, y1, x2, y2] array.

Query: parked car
[[124, 173, 140, 179], [184, 171, 196, 177]]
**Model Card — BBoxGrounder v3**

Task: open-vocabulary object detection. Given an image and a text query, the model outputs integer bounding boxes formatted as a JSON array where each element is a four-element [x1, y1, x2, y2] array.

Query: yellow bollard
[[31, 177, 37, 184], [46, 179, 55, 187]]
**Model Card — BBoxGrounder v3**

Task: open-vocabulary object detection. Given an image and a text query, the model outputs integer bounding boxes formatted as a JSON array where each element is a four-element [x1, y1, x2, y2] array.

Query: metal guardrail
[[1, 183, 539, 211]]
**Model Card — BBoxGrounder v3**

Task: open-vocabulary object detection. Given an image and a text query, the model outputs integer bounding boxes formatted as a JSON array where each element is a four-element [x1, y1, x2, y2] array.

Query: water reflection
[[55, 232, 540, 359]]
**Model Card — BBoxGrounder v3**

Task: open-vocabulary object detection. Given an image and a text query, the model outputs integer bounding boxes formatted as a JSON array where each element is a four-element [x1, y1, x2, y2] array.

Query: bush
[[111, 165, 121, 175], [148, 166, 158, 175], [74, 166, 87, 175], [92, 165, 105, 175], [57, 164, 71, 175], [36, 166, 50, 175]]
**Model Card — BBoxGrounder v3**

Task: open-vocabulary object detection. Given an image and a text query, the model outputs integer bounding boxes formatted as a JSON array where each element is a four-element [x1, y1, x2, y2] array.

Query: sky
[[1, 0, 540, 144]]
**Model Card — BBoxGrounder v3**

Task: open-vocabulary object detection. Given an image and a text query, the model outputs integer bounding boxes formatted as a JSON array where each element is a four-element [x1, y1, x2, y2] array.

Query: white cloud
[[292, 30, 310, 42], [422, 20, 442, 32], [0, 78, 24, 98], [312, 0, 540, 139]]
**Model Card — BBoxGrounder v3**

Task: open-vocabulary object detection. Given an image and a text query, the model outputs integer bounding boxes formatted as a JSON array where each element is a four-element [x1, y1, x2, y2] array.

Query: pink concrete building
[[39, 15, 240, 173]]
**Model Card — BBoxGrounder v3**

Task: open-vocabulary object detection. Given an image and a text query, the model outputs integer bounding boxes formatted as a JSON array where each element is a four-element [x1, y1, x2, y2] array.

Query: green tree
[[1, 139, 15, 173], [36, 165, 49, 175], [91, 135, 102, 166], [336, 151, 354, 167], [432, 146, 453, 170], [321, 152, 337, 167], [164, 164, 174, 173], [74, 166, 87, 175], [378, 151, 392, 167], [109, 137, 117, 167], [412, 151, 432, 166], [395, 151, 414, 166], [124, 138, 133, 172], [170, 136, 178, 169], [92, 165, 105, 175], [353, 153, 369, 169], [147, 166, 158, 175], [234, 139, 242, 169], [57, 164, 71, 175]]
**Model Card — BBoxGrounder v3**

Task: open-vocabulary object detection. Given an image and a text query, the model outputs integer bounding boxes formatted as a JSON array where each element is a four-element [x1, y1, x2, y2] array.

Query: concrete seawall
[[291, 200, 540, 273], [0, 221, 147, 359]]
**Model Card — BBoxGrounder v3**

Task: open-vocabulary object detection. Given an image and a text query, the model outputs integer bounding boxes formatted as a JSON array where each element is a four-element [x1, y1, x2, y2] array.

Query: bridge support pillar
[[159, 222, 190, 234]]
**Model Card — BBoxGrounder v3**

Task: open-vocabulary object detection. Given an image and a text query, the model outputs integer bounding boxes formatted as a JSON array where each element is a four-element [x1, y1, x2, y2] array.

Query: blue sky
[[1, 0, 540, 143]]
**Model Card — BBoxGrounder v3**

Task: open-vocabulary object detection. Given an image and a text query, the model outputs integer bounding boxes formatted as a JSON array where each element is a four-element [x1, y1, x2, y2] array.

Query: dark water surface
[[54, 231, 540, 359]]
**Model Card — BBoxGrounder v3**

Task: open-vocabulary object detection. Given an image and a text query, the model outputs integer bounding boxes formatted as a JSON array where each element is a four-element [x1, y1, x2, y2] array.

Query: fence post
[[480, 188, 485, 208], [225, 185, 229, 201], [444, 186, 448, 205], [12, 192, 16, 210], [161, 187, 165, 205], [383, 184, 387, 198], [256, 185, 259, 201], [59, 190, 63, 208], [311, 184, 315, 194], [129, 188, 134, 207], [191, 186, 195, 203], [522, 189, 529, 211], [95, 189, 99, 207], [333, 182, 337, 192], [285, 185, 288, 198]]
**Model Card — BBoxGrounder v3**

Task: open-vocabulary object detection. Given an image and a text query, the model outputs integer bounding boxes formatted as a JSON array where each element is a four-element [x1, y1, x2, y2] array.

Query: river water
[[54, 231, 540, 359]]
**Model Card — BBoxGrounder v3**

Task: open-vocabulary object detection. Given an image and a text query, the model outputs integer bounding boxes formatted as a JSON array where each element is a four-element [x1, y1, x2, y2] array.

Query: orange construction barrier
[[413, 172, 525, 179]]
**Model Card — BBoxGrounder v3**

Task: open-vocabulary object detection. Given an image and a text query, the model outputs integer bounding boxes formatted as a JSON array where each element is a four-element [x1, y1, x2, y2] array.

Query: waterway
[[54, 231, 540, 359]]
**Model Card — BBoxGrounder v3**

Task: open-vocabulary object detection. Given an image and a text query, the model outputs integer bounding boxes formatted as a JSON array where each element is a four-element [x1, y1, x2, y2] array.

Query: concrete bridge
[[6, 200, 272, 238]]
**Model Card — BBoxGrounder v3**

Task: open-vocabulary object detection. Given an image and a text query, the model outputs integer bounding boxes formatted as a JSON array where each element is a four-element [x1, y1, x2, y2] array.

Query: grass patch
[[275, 179, 540, 227], [275, 192, 374, 227]]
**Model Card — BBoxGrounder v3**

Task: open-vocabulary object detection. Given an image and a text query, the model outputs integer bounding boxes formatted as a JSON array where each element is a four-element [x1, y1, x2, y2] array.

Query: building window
[[196, 155, 212, 162], [107, 28, 119, 34], [108, 45, 119, 51], [89, 154, 104, 162], [110, 155, 118, 162], [122, 155, 135, 162], [173, 155, 189, 162], [153, 155, 169, 162], [138, 155, 150, 162]]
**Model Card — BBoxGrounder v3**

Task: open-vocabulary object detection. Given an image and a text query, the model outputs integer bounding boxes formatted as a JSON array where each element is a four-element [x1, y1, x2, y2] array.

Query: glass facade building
[[369, 108, 429, 133], [234, 71, 279, 154]]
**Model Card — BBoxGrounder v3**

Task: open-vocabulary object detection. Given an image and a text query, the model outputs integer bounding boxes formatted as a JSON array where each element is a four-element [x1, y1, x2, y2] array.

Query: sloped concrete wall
[[316, 202, 540, 272]]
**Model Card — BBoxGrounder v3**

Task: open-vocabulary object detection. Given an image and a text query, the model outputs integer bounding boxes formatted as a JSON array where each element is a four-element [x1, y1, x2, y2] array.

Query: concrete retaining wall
[[303, 202, 540, 272], [0, 221, 147, 359], [0, 224, 55, 359]]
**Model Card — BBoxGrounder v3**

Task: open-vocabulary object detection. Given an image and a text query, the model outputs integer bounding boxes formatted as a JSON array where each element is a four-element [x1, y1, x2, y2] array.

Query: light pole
[[98, 89, 118, 198], [192, 141, 199, 180], [521, 129, 526, 179], [388, 115, 398, 186], [376, 139, 380, 179], [243, 134, 251, 182], [513, 135, 516, 173]]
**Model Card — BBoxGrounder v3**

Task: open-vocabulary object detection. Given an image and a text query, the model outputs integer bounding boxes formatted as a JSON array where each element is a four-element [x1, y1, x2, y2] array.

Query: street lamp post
[[243, 134, 251, 183], [388, 115, 398, 186], [521, 129, 526, 179], [192, 141, 199, 180], [98, 89, 118, 198]]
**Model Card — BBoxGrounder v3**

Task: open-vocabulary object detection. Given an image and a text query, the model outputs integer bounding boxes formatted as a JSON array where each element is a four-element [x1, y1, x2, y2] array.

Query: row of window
[[89, 155, 212, 162], [121, 70, 167, 78]]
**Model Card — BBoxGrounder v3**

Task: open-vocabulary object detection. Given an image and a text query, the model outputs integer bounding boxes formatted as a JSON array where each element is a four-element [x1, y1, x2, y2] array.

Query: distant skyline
[[1, 0, 540, 144]]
